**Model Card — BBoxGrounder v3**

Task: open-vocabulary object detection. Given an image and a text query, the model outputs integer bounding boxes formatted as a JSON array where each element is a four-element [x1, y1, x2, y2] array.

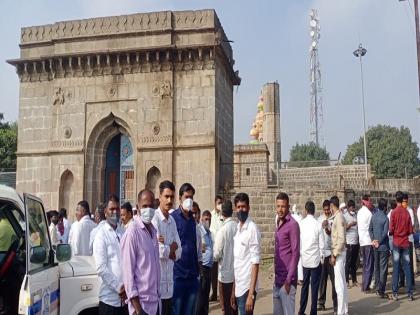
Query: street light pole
[[353, 44, 368, 181]]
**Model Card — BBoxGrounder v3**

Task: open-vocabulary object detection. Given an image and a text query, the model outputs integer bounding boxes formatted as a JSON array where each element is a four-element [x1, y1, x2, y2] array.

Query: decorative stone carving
[[139, 135, 171, 144], [250, 95, 265, 144], [11, 47, 228, 83], [63, 126, 72, 139], [107, 86, 117, 98], [20, 10, 217, 45], [51, 139, 83, 148], [152, 81, 172, 98], [152, 122, 160, 135], [53, 87, 65, 105]]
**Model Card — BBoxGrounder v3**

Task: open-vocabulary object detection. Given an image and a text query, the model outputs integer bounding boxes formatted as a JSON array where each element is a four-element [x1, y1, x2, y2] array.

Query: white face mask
[[141, 207, 155, 224], [203, 221, 210, 230], [182, 198, 193, 212], [216, 204, 222, 212]]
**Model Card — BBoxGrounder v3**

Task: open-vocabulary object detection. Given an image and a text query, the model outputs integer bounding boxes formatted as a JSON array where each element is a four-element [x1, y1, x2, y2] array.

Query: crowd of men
[[47, 185, 419, 315]]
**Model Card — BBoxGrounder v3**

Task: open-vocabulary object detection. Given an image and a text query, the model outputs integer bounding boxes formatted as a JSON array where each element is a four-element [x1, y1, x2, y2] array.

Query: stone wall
[[216, 58, 234, 192], [11, 10, 240, 216], [233, 144, 269, 188], [230, 148, 420, 254]]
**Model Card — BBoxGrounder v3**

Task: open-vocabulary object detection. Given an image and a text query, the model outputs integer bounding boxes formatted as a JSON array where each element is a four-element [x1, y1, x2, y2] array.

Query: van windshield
[[0, 200, 25, 314]]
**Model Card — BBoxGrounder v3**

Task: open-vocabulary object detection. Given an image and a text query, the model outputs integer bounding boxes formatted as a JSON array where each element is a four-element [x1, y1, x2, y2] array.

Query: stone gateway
[[8, 10, 240, 217]]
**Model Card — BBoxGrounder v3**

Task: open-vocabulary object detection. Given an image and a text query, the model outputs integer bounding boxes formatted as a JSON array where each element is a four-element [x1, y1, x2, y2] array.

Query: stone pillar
[[262, 82, 281, 165]]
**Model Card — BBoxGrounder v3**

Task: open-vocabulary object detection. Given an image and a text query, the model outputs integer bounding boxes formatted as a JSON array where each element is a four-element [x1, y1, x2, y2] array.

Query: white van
[[0, 185, 100, 314]]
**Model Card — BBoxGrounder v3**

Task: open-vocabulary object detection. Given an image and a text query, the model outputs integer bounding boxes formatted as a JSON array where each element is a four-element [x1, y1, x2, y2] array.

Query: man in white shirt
[[213, 200, 237, 315], [357, 195, 374, 292], [48, 210, 61, 246], [68, 200, 97, 256], [93, 195, 127, 315], [317, 200, 337, 313], [89, 203, 106, 255], [232, 193, 261, 315], [343, 200, 360, 287], [210, 195, 224, 302], [121, 202, 134, 229], [59, 208, 71, 243], [298, 201, 324, 315], [151, 180, 182, 315]]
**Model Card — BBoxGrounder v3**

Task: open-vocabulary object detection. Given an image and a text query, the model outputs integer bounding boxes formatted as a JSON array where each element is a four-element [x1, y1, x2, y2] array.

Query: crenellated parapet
[[20, 10, 217, 45], [9, 9, 239, 85]]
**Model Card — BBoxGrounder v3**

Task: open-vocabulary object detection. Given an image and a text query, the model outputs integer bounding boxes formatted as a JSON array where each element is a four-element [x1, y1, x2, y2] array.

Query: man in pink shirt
[[121, 189, 160, 315]]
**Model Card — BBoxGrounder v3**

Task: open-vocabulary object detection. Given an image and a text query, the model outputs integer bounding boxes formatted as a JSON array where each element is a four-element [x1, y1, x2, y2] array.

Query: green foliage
[[289, 142, 330, 167], [0, 114, 17, 170], [343, 125, 420, 178]]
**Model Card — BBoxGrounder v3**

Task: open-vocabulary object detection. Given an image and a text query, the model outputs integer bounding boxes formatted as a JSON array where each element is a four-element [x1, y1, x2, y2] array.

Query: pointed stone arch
[[85, 113, 136, 210], [59, 169, 74, 213], [146, 166, 161, 196]]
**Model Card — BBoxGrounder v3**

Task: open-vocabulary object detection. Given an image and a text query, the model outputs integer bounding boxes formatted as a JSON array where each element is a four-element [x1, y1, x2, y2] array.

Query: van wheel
[[78, 307, 98, 315]]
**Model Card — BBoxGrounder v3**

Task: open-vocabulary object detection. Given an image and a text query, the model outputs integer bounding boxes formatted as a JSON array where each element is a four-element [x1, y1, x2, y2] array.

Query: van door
[[21, 194, 60, 315]]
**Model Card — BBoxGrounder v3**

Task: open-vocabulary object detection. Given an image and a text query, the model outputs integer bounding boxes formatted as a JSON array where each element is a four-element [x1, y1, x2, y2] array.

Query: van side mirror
[[30, 246, 46, 264], [56, 244, 71, 262]]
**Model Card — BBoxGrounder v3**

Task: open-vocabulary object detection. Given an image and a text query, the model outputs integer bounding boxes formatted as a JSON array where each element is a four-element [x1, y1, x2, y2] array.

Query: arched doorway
[[85, 114, 135, 210], [146, 166, 161, 196], [59, 170, 74, 212]]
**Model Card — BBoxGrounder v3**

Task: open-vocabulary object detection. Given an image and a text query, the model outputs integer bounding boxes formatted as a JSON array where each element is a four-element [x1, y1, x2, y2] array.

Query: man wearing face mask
[[197, 210, 213, 315], [93, 195, 128, 315], [170, 183, 201, 315], [210, 195, 224, 302], [151, 180, 182, 315], [121, 189, 160, 315], [343, 200, 359, 288], [231, 193, 261, 315]]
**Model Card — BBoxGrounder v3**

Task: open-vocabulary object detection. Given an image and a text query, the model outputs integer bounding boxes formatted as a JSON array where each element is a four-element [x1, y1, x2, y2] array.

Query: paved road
[[209, 267, 420, 315]]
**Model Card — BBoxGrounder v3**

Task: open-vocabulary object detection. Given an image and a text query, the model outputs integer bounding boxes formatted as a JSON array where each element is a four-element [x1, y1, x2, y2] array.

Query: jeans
[[299, 264, 322, 315], [373, 249, 389, 294], [392, 246, 413, 295], [361, 245, 374, 291], [345, 244, 359, 283], [318, 256, 337, 311], [236, 290, 256, 315], [273, 285, 296, 315], [172, 278, 199, 315], [196, 265, 212, 315], [220, 282, 238, 315]]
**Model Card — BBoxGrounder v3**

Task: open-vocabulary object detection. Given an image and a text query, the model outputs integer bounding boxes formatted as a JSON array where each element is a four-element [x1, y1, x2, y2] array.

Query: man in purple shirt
[[120, 189, 160, 315], [273, 192, 300, 315]]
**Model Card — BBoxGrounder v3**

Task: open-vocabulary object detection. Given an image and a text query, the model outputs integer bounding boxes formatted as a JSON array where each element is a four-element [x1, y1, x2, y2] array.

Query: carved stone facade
[[9, 10, 240, 218]]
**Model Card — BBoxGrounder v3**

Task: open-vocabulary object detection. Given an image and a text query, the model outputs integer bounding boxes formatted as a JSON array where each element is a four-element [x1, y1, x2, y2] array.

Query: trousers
[[334, 251, 348, 315]]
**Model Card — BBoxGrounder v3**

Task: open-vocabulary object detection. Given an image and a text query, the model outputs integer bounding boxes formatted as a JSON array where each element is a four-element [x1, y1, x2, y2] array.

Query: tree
[[343, 125, 420, 178], [0, 114, 17, 170], [289, 142, 330, 167]]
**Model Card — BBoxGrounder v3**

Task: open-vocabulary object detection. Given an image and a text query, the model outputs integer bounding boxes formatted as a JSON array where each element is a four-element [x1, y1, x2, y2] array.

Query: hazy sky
[[1, 0, 419, 160]]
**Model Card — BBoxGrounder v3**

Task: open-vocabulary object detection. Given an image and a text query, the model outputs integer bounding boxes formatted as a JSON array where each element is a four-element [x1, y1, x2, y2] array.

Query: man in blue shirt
[[197, 210, 213, 315], [171, 183, 200, 315], [369, 198, 390, 298]]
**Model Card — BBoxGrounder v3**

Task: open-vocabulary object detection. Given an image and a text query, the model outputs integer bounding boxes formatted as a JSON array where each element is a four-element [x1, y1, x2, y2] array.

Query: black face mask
[[237, 210, 249, 223]]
